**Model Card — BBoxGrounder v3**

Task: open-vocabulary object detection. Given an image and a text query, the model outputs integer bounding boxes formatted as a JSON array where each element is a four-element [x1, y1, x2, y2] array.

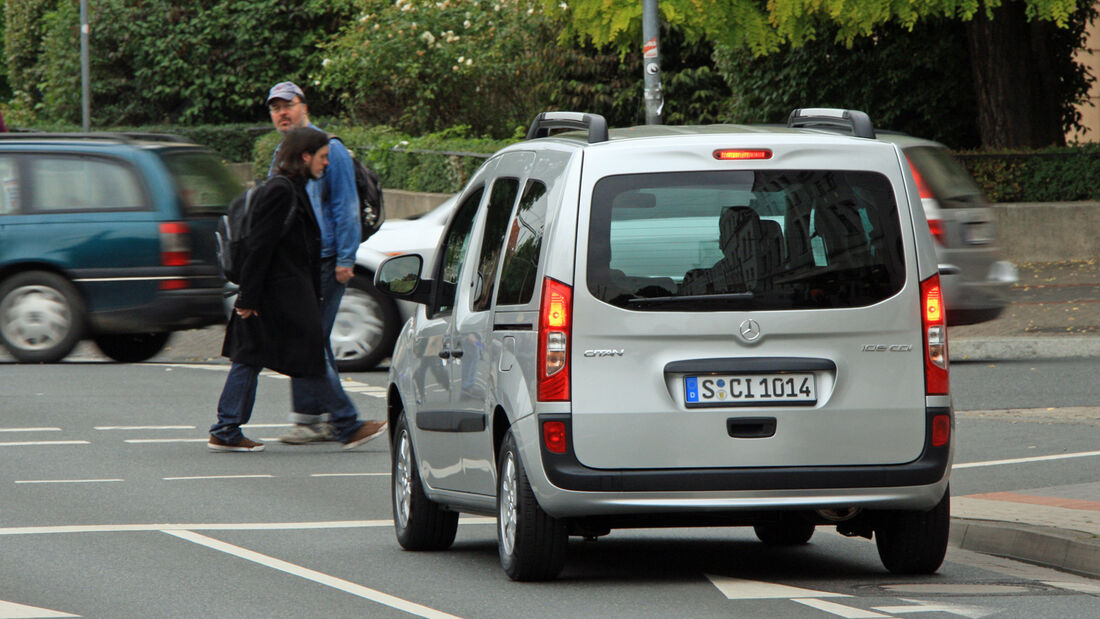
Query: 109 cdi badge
[[376, 109, 953, 581]]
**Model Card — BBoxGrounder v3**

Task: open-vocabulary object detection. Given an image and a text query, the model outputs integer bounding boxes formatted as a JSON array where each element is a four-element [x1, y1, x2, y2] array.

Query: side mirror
[[375, 254, 432, 305]]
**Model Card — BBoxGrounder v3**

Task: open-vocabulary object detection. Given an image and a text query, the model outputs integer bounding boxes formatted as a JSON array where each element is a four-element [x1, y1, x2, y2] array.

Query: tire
[[93, 332, 172, 363], [332, 274, 399, 372], [874, 487, 950, 574], [392, 412, 458, 551], [497, 430, 567, 581], [0, 271, 85, 363], [753, 516, 816, 546]]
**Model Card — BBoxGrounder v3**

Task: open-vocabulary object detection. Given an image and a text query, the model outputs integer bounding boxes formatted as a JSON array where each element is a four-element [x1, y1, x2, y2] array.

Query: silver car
[[377, 109, 953, 581], [877, 133, 1018, 324]]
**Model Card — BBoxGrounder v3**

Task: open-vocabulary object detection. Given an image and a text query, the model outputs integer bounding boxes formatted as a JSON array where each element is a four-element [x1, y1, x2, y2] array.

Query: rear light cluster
[[158, 222, 192, 290], [905, 156, 945, 246], [921, 274, 949, 395], [537, 277, 572, 402]]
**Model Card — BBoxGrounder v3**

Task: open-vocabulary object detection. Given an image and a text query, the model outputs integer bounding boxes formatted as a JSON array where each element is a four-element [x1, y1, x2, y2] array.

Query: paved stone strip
[[966, 492, 1100, 512]]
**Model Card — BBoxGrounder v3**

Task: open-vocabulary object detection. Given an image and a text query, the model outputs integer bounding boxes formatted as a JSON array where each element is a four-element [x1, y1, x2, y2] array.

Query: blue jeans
[[289, 257, 362, 441], [211, 362, 260, 443]]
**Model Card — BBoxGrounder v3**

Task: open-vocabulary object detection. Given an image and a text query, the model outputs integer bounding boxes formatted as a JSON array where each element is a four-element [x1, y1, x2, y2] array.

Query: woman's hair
[[274, 127, 330, 179]]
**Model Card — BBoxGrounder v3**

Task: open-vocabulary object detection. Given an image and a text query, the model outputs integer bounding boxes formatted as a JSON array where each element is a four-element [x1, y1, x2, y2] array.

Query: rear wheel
[[875, 487, 950, 574], [754, 515, 815, 546], [94, 332, 172, 363], [392, 412, 458, 551], [497, 430, 567, 581], [0, 271, 85, 363], [333, 274, 399, 371]]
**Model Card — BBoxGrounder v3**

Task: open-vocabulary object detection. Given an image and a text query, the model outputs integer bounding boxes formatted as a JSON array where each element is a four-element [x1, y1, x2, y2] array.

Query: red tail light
[[927, 218, 946, 245], [714, 149, 772, 160], [542, 420, 567, 454], [537, 277, 572, 401], [931, 414, 951, 447], [921, 274, 949, 395], [906, 156, 934, 199], [159, 222, 191, 290]]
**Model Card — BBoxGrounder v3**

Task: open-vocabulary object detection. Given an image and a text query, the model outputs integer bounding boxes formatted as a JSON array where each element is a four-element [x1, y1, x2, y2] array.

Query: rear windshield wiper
[[624, 292, 755, 309]]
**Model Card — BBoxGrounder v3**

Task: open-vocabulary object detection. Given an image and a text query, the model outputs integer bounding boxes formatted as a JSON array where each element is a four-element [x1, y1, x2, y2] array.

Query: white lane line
[[95, 425, 196, 431], [0, 441, 89, 447], [0, 599, 78, 618], [15, 479, 123, 485], [163, 474, 274, 481], [793, 598, 891, 618], [706, 574, 850, 599], [124, 438, 209, 444], [953, 450, 1100, 469], [164, 530, 462, 619], [311, 473, 389, 478], [0, 518, 494, 536], [0, 427, 61, 433]]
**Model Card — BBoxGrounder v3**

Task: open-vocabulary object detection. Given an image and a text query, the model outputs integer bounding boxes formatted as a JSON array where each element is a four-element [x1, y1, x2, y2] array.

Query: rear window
[[158, 150, 242, 216], [904, 146, 985, 206], [587, 170, 905, 311]]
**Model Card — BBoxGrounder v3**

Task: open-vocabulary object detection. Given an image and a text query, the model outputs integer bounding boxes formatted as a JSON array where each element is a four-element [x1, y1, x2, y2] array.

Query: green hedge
[[956, 144, 1100, 203]]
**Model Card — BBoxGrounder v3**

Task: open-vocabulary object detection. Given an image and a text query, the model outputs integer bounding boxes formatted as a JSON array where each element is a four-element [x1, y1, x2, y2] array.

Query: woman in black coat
[[209, 127, 330, 452]]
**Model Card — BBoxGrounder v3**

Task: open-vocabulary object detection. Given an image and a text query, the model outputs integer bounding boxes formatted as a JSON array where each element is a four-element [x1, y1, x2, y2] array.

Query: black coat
[[221, 175, 325, 377]]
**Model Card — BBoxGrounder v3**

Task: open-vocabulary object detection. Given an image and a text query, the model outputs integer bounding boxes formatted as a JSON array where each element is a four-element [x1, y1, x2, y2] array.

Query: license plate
[[684, 373, 816, 407], [963, 222, 993, 245]]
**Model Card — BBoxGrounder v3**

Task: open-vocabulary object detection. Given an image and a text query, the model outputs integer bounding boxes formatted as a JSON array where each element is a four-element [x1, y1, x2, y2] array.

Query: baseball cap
[[266, 81, 305, 105]]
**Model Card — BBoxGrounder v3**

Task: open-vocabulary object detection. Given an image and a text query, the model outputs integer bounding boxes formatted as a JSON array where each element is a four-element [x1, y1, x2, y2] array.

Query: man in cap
[[265, 81, 386, 449]]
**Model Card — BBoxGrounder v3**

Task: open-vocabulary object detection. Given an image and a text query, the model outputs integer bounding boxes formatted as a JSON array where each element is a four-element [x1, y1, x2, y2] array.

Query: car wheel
[[392, 412, 458, 551], [333, 274, 399, 372], [874, 487, 950, 574], [497, 430, 567, 581], [93, 332, 172, 363], [753, 515, 815, 545], [0, 271, 85, 363]]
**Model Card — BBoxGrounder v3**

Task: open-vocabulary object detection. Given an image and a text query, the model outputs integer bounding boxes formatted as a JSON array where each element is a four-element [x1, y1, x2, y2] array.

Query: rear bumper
[[524, 407, 952, 517], [941, 260, 1017, 324]]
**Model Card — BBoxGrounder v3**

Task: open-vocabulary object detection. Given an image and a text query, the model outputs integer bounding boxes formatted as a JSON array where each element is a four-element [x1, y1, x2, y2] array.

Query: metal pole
[[642, 0, 663, 125], [80, 0, 90, 132]]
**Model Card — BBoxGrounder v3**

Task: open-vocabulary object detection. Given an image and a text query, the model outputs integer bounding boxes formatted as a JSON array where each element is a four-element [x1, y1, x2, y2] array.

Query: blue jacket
[[270, 123, 359, 269]]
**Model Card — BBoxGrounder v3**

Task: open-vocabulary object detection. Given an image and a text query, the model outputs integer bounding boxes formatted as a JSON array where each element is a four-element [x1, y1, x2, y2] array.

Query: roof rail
[[526, 111, 609, 144], [0, 131, 190, 144], [787, 108, 876, 139]]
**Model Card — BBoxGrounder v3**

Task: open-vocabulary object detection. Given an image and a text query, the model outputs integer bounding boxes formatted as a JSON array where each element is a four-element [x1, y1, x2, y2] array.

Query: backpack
[[328, 137, 385, 242], [215, 175, 296, 284]]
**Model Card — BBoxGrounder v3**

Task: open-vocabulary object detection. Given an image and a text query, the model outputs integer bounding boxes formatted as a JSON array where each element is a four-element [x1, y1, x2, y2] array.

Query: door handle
[[450, 349, 464, 359], [438, 350, 451, 359]]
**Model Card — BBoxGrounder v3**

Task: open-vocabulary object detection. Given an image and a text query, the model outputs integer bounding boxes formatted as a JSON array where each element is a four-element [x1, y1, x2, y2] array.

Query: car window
[[904, 146, 984, 205], [29, 156, 146, 212], [496, 180, 548, 306], [0, 157, 19, 215], [158, 150, 242, 216], [587, 170, 905, 311], [471, 178, 519, 312], [433, 187, 484, 316]]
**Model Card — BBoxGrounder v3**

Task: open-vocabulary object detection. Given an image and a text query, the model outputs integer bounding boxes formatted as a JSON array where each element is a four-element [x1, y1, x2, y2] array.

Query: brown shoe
[[342, 420, 388, 450], [208, 434, 265, 452]]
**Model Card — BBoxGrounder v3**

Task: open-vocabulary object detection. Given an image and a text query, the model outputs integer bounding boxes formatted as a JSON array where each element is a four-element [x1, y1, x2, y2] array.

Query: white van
[[376, 109, 953, 581]]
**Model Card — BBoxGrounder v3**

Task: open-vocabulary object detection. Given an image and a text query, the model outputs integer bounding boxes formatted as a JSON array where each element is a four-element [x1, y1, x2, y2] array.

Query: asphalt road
[[2, 361, 1098, 617]]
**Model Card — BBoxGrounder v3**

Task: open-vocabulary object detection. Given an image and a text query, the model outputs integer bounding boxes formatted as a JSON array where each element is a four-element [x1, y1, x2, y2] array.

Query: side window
[[0, 157, 19, 215], [496, 180, 548, 306], [433, 187, 484, 316], [471, 178, 520, 312], [30, 156, 146, 212]]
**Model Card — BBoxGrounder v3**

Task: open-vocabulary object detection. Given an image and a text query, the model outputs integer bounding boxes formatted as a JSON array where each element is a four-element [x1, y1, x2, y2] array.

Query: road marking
[[151, 363, 386, 397], [0, 441, 89, 447], [0, 427, 61, 433], [15, 479, 123, 485], [124, 438, 209, 444], [0, 599, 78, 618], [793, 598, 890, 618], [706, 574, 850, 599], [311, 472, 389, 477], [953, 450, 1100, 469], [164, 530, 462, 619], [0, 518, 494, 536], [95, 425, 195, 431], [163, 474, 275, 481], [874, 598, 999, 618]]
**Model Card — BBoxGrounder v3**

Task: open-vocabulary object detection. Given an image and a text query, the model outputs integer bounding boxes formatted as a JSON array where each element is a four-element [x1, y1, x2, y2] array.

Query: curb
[[950, 517, 1100, 579], [949, 337, 1100, 362]]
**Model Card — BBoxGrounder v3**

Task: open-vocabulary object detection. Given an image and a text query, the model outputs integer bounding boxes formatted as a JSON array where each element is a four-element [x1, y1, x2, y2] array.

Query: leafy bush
[[959, 145, 1100, 202]]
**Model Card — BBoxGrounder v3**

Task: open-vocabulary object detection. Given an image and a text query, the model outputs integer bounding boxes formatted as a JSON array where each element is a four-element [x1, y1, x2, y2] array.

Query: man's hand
[[236, 308, 258, 319], [335, 266, 354, 284]]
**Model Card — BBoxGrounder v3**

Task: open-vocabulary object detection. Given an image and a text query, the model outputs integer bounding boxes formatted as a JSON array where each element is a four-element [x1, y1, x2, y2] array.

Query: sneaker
[[277, 422, 335, 445], [208, 435, 265, 452], [342, 420, 388, 450]]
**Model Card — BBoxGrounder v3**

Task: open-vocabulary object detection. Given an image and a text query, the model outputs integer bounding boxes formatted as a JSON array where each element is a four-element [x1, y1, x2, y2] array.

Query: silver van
[[376, 109, 953, 581]]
